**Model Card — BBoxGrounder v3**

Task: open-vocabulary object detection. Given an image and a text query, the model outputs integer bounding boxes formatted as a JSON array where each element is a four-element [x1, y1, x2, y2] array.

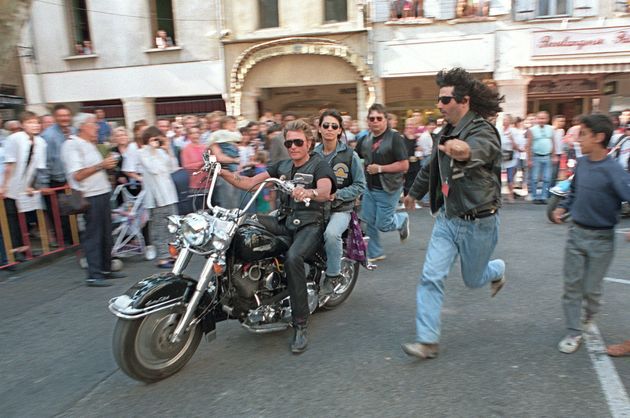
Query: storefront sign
[[532, 27, 630, 57], [528, 78, 599, 98]]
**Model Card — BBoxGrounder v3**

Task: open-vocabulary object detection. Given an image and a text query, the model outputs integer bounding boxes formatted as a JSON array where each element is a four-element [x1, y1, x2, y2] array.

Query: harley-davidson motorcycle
[[109, 154, 367, 383]]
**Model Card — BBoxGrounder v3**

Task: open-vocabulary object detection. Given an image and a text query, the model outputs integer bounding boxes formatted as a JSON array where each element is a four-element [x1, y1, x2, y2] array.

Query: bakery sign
[[532, 27, 630, 57]]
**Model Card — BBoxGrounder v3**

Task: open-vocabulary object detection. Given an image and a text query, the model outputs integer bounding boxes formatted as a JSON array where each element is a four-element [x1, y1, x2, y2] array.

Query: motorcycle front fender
[[108, 272, 196, 319]]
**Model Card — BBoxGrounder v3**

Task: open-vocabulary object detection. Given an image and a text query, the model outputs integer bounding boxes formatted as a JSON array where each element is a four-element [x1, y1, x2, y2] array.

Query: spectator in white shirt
[[138, 126, 180, 268], [0, 111, 48, 258], [61, 113, 120, 287]]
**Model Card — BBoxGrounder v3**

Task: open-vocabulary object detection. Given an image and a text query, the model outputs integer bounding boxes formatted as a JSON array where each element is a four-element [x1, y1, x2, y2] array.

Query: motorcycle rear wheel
[[113, 307, 202, 383], [322, 258, 359, 310]]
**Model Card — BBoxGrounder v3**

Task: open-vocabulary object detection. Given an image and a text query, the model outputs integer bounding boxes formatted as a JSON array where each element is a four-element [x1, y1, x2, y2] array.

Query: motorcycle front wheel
[[322, 257, 359, 310], [113, 307, 202, 383]]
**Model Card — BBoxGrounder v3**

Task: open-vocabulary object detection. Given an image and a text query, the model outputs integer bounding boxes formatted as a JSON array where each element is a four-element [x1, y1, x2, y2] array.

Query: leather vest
[[328, 147, 355, 212], [358, 129, 405, 193], [276, 154, 329, 230]]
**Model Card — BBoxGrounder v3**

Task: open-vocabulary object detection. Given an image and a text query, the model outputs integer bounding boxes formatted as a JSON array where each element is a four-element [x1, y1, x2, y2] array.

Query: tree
[[0, 0, 33, 84]]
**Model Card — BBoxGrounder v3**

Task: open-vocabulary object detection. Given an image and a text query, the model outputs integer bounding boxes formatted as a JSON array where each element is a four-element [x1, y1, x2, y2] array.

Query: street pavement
[[2, 202, 630, 418]]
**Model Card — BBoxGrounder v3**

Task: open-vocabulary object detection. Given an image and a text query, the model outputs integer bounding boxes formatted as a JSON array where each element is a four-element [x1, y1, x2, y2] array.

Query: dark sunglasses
[[368, 116, 384, 122], [321, 122, 339, 130], [437, 96, 456, 105], [284, 139, 305, 148]]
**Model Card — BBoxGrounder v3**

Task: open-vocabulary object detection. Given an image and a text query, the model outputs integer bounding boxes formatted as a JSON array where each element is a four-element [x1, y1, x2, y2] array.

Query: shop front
[[518, 26, 630, 118], [379, 34, 495, 123]]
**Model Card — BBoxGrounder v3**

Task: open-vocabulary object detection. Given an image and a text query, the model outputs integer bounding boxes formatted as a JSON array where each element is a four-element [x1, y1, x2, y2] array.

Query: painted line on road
[[616, 228, 630, 234], [605, 277, 630, 285], [585, 324, 630, 418]]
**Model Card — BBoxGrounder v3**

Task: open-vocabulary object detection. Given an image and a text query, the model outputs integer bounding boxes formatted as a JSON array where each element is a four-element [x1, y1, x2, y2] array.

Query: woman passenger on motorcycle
[[218, 119, 336, 354], [313, 109, 366, 293]]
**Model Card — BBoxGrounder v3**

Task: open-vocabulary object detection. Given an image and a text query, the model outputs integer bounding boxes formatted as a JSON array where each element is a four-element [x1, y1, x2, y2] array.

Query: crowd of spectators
[[0, 105, 627, 280]]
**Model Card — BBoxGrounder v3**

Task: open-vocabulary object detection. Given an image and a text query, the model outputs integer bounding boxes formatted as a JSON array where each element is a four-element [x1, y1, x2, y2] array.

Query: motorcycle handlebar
[[200, 152, 312, 214]]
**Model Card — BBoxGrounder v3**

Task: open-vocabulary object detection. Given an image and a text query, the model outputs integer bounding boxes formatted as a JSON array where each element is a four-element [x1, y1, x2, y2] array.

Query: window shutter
[[513, 0, 535, 21], [489, 0, 510, 15], [436, 0, 456, 19], [372, 0, 390, 22], [423, 0, 440, 18], [573, 0, 597, 17]]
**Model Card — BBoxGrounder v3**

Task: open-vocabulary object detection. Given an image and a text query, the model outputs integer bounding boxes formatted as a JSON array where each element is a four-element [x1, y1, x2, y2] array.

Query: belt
[[573, 221, 613, 231], [459, 208, 497, 221], [534, 153, 550, 157]]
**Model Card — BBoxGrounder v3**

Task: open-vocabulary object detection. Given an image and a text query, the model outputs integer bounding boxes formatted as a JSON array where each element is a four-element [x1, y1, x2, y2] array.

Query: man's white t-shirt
[[61, 136, 111, 197]]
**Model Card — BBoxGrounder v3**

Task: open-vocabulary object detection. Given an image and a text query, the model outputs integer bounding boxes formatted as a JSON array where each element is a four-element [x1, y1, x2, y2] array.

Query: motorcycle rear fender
[[108, 272, 195, 320]]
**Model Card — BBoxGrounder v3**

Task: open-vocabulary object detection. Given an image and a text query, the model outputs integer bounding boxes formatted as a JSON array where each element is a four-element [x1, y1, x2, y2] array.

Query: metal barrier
[[0, 186, 80, 269]]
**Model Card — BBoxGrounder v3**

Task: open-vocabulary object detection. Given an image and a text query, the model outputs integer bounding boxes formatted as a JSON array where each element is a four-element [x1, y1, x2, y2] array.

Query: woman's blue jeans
[[324, 211, 351, 276]]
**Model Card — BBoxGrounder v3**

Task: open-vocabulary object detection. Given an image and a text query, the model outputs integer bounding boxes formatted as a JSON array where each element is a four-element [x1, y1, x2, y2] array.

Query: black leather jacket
[[408, 111, 502, 218]]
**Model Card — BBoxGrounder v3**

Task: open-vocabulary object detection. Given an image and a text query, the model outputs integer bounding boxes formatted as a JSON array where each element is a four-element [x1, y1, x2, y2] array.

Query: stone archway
[[228, 37, 375, 118]]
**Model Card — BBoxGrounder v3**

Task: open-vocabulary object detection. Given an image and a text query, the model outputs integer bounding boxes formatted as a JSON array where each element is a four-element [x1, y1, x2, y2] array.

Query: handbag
[[501, 150, 514, 162], [345, 211, 367, 264], [58, 189, 90, 216]]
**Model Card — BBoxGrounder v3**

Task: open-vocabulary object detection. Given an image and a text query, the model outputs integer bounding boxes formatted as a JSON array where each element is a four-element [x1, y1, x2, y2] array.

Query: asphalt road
[[2, 202, 630, 418]]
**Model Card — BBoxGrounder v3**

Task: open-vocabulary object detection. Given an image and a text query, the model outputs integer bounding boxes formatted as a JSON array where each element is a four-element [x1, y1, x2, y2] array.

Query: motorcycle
[[109, 154, 367, 383]]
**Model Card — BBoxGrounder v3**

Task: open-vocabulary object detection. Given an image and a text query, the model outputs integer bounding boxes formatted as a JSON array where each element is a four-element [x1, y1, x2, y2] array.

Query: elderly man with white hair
[[61, 113, 123, 287]]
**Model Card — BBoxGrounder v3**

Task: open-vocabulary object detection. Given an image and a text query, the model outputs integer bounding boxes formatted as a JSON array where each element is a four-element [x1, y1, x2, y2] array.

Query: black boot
[[291, 324, 308, 354]]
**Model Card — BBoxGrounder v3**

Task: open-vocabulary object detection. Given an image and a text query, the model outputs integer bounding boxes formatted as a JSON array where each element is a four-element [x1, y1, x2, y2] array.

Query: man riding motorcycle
[[313, 109, 366, 292], [219, 119, 336, 353]]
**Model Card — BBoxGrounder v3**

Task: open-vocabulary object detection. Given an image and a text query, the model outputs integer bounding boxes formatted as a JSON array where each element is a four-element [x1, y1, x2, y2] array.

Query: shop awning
[[518, 63, 630, 76]]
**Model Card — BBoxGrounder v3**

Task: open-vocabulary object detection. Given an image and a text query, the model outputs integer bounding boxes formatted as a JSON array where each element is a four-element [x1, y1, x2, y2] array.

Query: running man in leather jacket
[[219, 119, 336, 354], [401, 67, 506, 360]]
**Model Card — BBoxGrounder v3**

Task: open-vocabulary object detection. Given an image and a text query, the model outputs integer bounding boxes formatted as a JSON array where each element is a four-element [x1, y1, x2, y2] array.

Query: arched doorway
[[228, 37, 375, 121]]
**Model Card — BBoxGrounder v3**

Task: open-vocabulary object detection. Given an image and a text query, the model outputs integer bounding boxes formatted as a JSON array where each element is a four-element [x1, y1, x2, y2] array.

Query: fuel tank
[[230, 223, 289, 262]]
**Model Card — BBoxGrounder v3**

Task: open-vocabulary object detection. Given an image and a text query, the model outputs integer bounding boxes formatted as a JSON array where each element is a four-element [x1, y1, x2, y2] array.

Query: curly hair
[[436, 68, 504, 119]]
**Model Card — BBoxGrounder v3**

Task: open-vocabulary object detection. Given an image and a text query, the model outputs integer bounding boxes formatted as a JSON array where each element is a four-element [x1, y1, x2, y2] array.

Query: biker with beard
[[219, 119, 336, 353]]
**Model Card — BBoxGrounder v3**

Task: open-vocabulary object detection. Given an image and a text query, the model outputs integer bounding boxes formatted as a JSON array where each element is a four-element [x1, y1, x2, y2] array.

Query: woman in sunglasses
[[313, 109, 366, 292], [219, 119, 336, 354]]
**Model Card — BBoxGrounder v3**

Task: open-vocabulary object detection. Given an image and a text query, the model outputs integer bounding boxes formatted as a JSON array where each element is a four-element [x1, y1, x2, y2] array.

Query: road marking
[[585, 324, 630, 418], [616, 228, 630, 234], [605, 277, 630, 285]]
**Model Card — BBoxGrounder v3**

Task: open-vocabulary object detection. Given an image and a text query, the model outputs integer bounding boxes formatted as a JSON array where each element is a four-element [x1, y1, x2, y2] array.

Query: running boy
[[552, 114, 630, 354]]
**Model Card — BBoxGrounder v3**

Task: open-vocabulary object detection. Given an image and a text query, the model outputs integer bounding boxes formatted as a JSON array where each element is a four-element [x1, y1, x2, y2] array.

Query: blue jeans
[[324, 211, 351, 276], [529, 155, 552, 200], [360, 187, 408, 259], [415, 211, 505, 343]]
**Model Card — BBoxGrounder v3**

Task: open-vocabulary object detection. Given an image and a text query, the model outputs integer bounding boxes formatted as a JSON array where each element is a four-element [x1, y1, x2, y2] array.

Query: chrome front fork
[[170, 253, 216, 343]]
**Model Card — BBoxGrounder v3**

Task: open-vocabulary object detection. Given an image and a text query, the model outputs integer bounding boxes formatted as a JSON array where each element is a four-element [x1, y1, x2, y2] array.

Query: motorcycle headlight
[[181, 213, 212, 247], [167, 215, 183, 234]]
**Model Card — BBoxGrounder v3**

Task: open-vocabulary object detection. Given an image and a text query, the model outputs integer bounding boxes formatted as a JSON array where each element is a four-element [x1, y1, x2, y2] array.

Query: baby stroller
[[79, 184, 156, 270]]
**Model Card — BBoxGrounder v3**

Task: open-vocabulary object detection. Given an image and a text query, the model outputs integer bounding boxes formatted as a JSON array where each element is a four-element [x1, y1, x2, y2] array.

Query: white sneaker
[[558, 334, 583, 354]]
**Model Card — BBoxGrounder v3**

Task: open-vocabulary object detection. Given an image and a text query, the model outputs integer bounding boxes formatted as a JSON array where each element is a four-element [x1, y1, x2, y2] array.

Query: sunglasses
[[368, 116, 384, 122], [437, 96, 456, 105], [321, 122, 339, 130], [284, 139, 305, 148]]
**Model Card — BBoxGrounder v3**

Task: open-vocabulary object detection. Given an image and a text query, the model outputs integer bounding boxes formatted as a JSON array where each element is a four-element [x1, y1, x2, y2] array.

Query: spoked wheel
[[113, 306, 202, 383], [322, 257, 359, 310]]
